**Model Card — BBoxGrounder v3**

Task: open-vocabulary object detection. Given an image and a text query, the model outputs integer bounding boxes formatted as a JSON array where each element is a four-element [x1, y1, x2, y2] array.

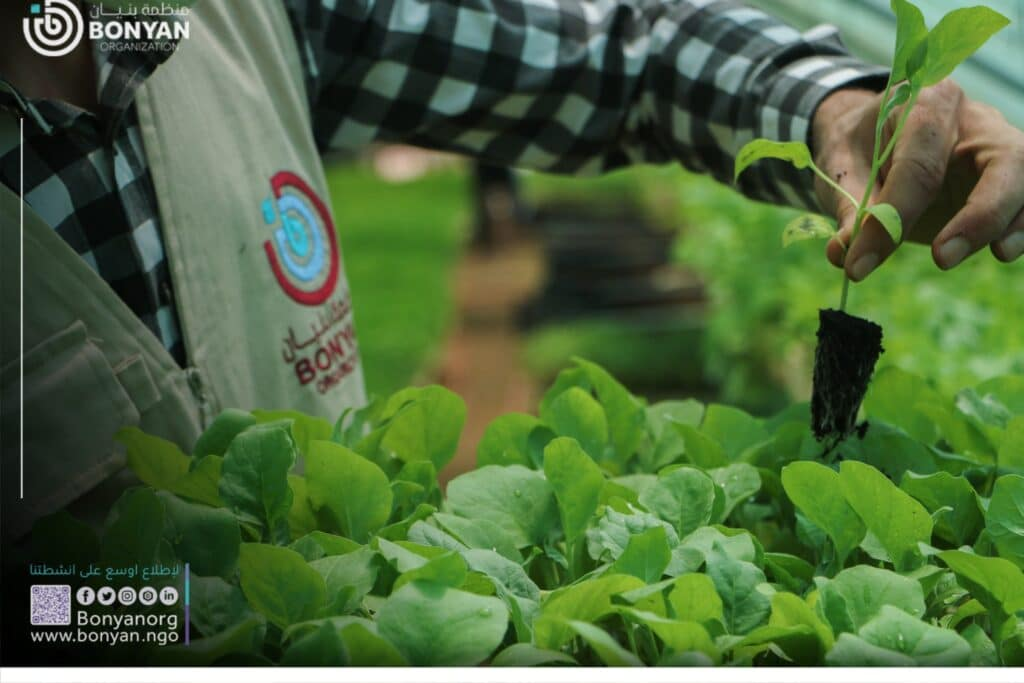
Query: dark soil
[[811, 309, 884, 449]]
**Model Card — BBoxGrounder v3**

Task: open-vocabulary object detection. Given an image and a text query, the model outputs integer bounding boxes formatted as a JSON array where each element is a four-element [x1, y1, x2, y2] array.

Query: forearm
[[288, 0, 887, 209]]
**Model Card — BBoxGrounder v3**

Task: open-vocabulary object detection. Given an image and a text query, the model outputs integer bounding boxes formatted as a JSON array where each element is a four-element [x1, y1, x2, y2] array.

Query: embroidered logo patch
[[262, 171, 341, 306]]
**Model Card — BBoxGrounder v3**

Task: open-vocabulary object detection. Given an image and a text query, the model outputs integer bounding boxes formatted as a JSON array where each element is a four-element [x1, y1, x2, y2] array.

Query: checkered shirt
[[0, 0, 887, 365]]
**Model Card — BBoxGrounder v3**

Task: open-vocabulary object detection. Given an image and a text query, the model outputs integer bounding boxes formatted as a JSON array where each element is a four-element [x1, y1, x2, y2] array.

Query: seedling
[[734, 0, 1009, 447]]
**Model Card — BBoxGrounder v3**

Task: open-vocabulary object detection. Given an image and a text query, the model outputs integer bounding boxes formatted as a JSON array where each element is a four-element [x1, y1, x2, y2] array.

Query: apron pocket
[[1, 321, 141, 537]]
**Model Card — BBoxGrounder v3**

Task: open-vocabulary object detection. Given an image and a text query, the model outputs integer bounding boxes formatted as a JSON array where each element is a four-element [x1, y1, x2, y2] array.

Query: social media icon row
[[76, 586, 178, 607]]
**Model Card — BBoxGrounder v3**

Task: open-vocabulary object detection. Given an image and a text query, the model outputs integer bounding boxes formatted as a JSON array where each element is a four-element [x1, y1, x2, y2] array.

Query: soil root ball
[[811, 308, 884, 447]]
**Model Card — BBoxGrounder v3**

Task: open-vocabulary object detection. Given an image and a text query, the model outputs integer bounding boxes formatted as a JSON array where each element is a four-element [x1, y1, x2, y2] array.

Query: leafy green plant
[[23, 359, 1024, 666], [734, 0, 1009, 311], [734, 0, 1009, 448]]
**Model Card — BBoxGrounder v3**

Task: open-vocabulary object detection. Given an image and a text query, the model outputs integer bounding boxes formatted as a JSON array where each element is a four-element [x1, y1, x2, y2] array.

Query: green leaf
[[709, 463, 761, 522], [700, 404, 768, 460], [286, 475, 318, 540], [297, 530, 361, 559], [375, 582, 508, 666], [252, 409, 333, 459], [840, 605, 971, 666], [393, 552, 468, 592], [573, 357, 647, 462], [117, 427, 191, 491], [149, 617, 265, 666], [433, 513, 521, 562], [863, 366, 941, 444], [461, 548, 540, 601], [101, 488, 166, 567], [644, 400, 704, 471], [390, 460, 437, 519], [671, 422, 728, 469], [337, 620, 408, 666], [705, 544, 770, 635], [446, 465, 558, 548], [189, 576, 258, 638], [381, 385, 467, 471], [770, 591, 834, 651], [734, 140, 813, 181], [610, 526, 671, 583], [534, 574, 644, 649], [667, 573, 724, 629], [219, 424, 296, 544], [826, 632, 915, 666], [917, 401, 996, 461], [986, 475, 1024, 569], [976, 375, 1024, 414], [782, 214, 835, 248], [839, 461, 932, 571], [238, 543, 326, 629], [157, 491, 240, 578], [837, 422, 938, 481], [280, 621, 349, 666], [1001, 417, 1024, 473], [913, 6, 1010, 87], [939, 550, 1024, 620], [963, 623, 999, 666], [890, 0, 928, 82], [668, 526, 758, 576], [781, 462, 865, 565], [564, 620, 643, 667], [310, 547, 380, 615], [639, 467, 716, 537], [491, 643, 577, 667], [587, 507, 679, 563], [476, 413, 542, 468], [617, 608, 719, 662], [172, 455, 224, 507], [866, 203, 903, 244], [764, 552, 815, 593], [543, 437, 605, 543], [193, 409, 257, 458], [305, 440, 392, 543], [957, 387, 1012, 437], [814, 565, 925, 635], [900, 471, 983, 546], [541, 386, 609, 461], [729, 623, 822, 665]]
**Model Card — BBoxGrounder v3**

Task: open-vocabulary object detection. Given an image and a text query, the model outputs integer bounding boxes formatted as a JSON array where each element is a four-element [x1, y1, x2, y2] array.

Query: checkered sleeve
[[284, 0, 888, 211]]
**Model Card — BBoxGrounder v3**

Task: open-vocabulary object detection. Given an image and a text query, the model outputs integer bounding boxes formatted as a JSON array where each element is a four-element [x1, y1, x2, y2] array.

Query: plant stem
[[838, 86, 919, 312], [839, 275, 851, 311], [623, 617, 640, 658]]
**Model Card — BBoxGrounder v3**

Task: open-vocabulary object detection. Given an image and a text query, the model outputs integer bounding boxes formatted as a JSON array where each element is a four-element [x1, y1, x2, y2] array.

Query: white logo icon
[[75, 586, 95, 606], [117, 587, 138, 606], [96, 586, 117, 606], [138, 587, 159, 606], [158, 587, 179, 606], [23, 0, 85, 58]]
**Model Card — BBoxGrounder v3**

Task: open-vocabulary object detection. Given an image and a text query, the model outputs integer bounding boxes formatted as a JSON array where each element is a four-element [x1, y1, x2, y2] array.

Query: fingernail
[[937, 236, 971, 269], [850, 253, 879, 281], [997, 232, 1024, 261]]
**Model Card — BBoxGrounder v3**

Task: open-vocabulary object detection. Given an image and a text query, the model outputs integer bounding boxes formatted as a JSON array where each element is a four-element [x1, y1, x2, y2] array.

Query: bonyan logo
[[23, 0, 85, 58], [262, 172, 341, 306]]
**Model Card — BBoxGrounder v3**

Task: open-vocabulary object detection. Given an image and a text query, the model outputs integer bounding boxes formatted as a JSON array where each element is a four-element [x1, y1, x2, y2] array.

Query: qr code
[[30, 585, 72, 626]]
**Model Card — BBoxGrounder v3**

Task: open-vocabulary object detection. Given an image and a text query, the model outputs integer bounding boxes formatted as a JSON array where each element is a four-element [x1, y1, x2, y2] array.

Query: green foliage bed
[[31, 360, 1024, 666]]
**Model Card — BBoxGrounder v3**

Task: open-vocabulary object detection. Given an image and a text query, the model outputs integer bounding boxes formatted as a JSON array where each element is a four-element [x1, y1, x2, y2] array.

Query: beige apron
[[1, 0, 366, 537]]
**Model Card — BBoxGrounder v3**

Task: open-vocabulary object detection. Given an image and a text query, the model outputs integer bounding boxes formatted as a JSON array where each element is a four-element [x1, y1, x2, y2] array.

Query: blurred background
[[329, 0, 1024, 482]]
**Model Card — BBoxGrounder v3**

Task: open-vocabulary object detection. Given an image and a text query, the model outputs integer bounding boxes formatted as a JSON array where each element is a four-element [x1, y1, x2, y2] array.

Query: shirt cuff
[[756, 52, 889, 212]]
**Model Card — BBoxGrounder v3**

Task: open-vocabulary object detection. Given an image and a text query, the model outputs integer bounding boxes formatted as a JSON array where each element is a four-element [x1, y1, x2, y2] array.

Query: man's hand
[[812, 80, 1024, 281]]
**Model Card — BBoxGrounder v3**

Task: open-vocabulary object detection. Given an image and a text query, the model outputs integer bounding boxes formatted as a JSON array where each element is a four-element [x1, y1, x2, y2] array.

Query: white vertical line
[[20, 116, 25, 500]]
